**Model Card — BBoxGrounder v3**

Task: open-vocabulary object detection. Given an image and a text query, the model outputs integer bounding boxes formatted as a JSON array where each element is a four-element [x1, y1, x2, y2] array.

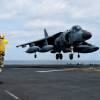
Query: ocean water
[[4, 60, 100, 65]]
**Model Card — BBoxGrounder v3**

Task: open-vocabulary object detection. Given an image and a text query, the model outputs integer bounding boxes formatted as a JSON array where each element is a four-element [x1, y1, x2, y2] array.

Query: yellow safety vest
[[0, 39, 8, 54]]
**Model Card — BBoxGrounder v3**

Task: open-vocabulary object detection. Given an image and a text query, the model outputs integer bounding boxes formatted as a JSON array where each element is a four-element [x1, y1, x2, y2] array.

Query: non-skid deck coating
[[0, 66, 100, 100]]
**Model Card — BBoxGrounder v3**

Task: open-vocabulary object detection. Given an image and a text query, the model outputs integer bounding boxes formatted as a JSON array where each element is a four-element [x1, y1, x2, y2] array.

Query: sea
[[4, 60, 100, 65]]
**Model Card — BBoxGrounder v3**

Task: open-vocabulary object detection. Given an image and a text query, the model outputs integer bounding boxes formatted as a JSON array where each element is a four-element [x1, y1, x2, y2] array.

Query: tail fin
[[44, 28, 48, 39], [44, 28, 48, 45]]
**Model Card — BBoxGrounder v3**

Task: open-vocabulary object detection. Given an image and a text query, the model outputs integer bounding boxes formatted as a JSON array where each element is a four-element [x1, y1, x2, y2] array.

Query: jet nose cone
[[82, 30, 92, 40]]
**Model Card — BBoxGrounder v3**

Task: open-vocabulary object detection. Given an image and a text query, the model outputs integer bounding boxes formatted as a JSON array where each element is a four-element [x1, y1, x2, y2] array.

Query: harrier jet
[[16, 25, 99, 60]]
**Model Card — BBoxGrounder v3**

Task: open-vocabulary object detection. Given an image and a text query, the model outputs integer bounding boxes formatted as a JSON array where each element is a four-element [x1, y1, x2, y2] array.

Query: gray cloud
[[0, 0, 99, 60]]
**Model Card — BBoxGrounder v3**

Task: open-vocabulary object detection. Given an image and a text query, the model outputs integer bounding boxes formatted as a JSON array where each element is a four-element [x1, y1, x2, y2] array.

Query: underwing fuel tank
[[26, 46, 40, 53], [26, 45, 53, 53], [39, 45, 53, 52]]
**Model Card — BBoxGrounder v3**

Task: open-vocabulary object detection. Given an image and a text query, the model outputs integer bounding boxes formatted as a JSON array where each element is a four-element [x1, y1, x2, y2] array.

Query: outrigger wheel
[[34, 53, 37, 58], [78, 53, 80, 58]]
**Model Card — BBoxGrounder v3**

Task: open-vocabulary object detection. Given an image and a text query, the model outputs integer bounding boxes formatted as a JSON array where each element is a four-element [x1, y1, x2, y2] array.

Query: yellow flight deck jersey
[[0, 38, 8, 55]]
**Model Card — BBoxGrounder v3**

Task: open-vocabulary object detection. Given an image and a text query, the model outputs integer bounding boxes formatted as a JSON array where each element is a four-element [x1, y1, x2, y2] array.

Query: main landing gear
[[56, 53, 63, 60], [69, 53, 80, 60], [69, 52, 80, 60], [69, 49, 81, 60]]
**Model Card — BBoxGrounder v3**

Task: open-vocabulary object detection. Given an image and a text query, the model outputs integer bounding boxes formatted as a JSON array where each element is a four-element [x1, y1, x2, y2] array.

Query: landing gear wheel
[[60, 54, 63, 60], [56, 54, 59, 60], [34, 53, 37, 58], [56, 53, 63, 60], [69, 54, 73, 60], [78, 53, 80, 58]]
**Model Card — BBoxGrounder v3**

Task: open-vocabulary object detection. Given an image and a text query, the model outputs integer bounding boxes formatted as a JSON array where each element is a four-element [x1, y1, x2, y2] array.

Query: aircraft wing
[[63, 42, 95, 53], [79, 42, 92, 46], [16, 32, 62, 48], [74, 42, 99, 53]]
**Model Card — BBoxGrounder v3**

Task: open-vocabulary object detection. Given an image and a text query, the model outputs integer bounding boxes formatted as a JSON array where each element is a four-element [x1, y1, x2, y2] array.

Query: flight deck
[[0, 65, 100, 100]]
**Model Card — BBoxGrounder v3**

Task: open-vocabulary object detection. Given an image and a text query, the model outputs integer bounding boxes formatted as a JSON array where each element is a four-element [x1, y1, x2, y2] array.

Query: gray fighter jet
[[16, 25, 99, 60]]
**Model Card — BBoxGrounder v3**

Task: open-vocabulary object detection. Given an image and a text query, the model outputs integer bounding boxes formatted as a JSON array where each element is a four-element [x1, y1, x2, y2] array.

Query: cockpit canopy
[[71, 25, 82, 32]]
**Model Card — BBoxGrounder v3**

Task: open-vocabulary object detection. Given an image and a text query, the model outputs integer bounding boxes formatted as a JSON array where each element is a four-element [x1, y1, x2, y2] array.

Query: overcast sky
[[0, 0, 100, 60]]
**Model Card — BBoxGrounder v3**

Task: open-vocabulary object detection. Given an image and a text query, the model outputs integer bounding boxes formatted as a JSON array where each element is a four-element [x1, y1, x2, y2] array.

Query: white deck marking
[[36, 68, 100, 73], [4, 90, 20, 100], [36, 68, 79, 73], [36, 69, 65, 73]]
